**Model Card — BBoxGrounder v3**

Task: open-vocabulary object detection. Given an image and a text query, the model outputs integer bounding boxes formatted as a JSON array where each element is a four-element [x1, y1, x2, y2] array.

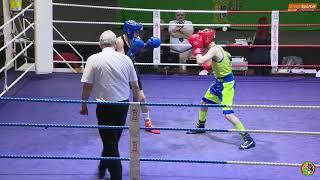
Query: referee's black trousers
[[96, 100, 129, 180]]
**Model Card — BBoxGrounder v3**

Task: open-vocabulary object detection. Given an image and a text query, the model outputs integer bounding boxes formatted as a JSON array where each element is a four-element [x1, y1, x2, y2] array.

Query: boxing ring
[[0, 74, 320, 179], [0, 1, 320, 180]]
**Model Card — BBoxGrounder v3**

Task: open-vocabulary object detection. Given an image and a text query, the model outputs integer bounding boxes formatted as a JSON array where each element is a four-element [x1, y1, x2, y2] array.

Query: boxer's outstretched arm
[[116, 37, 125, 54]]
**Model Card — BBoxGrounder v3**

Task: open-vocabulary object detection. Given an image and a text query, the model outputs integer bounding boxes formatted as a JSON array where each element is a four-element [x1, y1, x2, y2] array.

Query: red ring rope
[[232, 64, 320, 68], [225, 45, 320, 48], [226, 9, 320, 14], [230, 23, 320, 27]]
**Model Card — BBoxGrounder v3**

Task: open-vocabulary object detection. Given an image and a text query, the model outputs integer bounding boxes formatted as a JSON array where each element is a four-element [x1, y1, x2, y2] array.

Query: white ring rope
[[52, 20, 153, 26], [161, 44, 195, 47], [53, 48, 77, 73], [23, 20, 78, 70], [51, 40, 225, 48], [231, 129, 320, 136], [52, 61, 201, 67], [0, 23, 34, 53], [53, 61, 83, 64], [53, 2, 318, 14], [226, 161, 314, 167], [230, 104, 320, 109], [53, 20, 229, 27], [162, 23, 230, 27], [0, 43, 33, 73], [22, 18, 85, 68], [52, 26, 84, 62], [53, 40, 98, 45], [53, 3, 227, 13], [55, 62, 318, 68], [1, 97, 320, 109], [0, 64, 35, 97]]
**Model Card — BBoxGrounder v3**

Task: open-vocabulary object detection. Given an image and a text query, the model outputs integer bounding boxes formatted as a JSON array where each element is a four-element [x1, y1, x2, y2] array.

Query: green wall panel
[[118, 0, 320, 30]]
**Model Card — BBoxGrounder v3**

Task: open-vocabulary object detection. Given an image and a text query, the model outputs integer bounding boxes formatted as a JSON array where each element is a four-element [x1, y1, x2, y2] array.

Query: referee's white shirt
[[81, 47, 138, 102]]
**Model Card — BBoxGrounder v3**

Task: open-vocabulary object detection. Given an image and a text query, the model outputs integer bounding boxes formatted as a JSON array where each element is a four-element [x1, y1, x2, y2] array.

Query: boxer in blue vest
[[116, 20, 161, 134]]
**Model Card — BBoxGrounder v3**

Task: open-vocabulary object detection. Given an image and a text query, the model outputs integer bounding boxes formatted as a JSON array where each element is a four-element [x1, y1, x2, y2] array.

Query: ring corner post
[[153, 10, 161, 66], [271, 11, 279, 74], [34, 0, 53, 74], [129, 104, 141, 180]]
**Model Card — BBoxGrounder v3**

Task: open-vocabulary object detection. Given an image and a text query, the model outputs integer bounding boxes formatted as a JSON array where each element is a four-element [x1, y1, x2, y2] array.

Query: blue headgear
[[123, 20, 143, 39]]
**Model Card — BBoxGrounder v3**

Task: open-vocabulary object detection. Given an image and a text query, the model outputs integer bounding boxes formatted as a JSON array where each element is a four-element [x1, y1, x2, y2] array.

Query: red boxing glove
[[193, 48, 203, 56], [202, 60, 212, 71], [188, 34, 204, 49], [189, 34, 204, 56]]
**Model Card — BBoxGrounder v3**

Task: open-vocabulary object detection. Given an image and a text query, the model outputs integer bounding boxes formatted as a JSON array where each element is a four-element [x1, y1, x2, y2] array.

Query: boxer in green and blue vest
[[187, 29, 255, 150]]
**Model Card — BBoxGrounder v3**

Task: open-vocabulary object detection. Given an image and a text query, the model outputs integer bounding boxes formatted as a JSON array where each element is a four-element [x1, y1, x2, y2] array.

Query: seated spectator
[[248, 16, 271, 76], [160, 19, 180, 72], [168, 10, 194, 72]]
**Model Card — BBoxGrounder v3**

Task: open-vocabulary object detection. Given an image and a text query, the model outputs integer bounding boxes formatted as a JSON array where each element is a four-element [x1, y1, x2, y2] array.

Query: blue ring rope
[[0, 123, 228, 132], [1, 96, 320, 109], [0, 123, 130, 130], [0, 155, 129, 161], [0, 155, 235, 165], [0, 155, 226, 164], [2, 123, 320, 135], [0, 96, 238, 108], [1, 154, 315, 167]]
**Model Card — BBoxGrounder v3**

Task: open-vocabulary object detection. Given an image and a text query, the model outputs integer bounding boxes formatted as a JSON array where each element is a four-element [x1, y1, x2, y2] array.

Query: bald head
[[175, 9, 186, 22], [99, 30, 117, 49]]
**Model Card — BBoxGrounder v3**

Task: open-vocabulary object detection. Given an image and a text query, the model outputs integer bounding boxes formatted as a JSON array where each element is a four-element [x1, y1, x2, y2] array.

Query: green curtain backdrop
[[118, 0, 320, 30]]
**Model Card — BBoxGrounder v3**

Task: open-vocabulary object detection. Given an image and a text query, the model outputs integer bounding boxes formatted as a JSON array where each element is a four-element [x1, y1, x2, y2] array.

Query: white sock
[[142, 112, 150, 121]]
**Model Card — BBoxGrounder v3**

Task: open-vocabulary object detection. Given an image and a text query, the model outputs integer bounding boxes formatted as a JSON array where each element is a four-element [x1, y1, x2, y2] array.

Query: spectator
[[248, 16, 271, 76], [80, 30, 141, 180], [159, 19, 180, 73], [168, 10, 194, 72]]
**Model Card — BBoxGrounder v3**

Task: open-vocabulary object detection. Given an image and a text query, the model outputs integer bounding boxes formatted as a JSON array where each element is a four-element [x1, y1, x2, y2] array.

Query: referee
[[80, 30, 141, 180]]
